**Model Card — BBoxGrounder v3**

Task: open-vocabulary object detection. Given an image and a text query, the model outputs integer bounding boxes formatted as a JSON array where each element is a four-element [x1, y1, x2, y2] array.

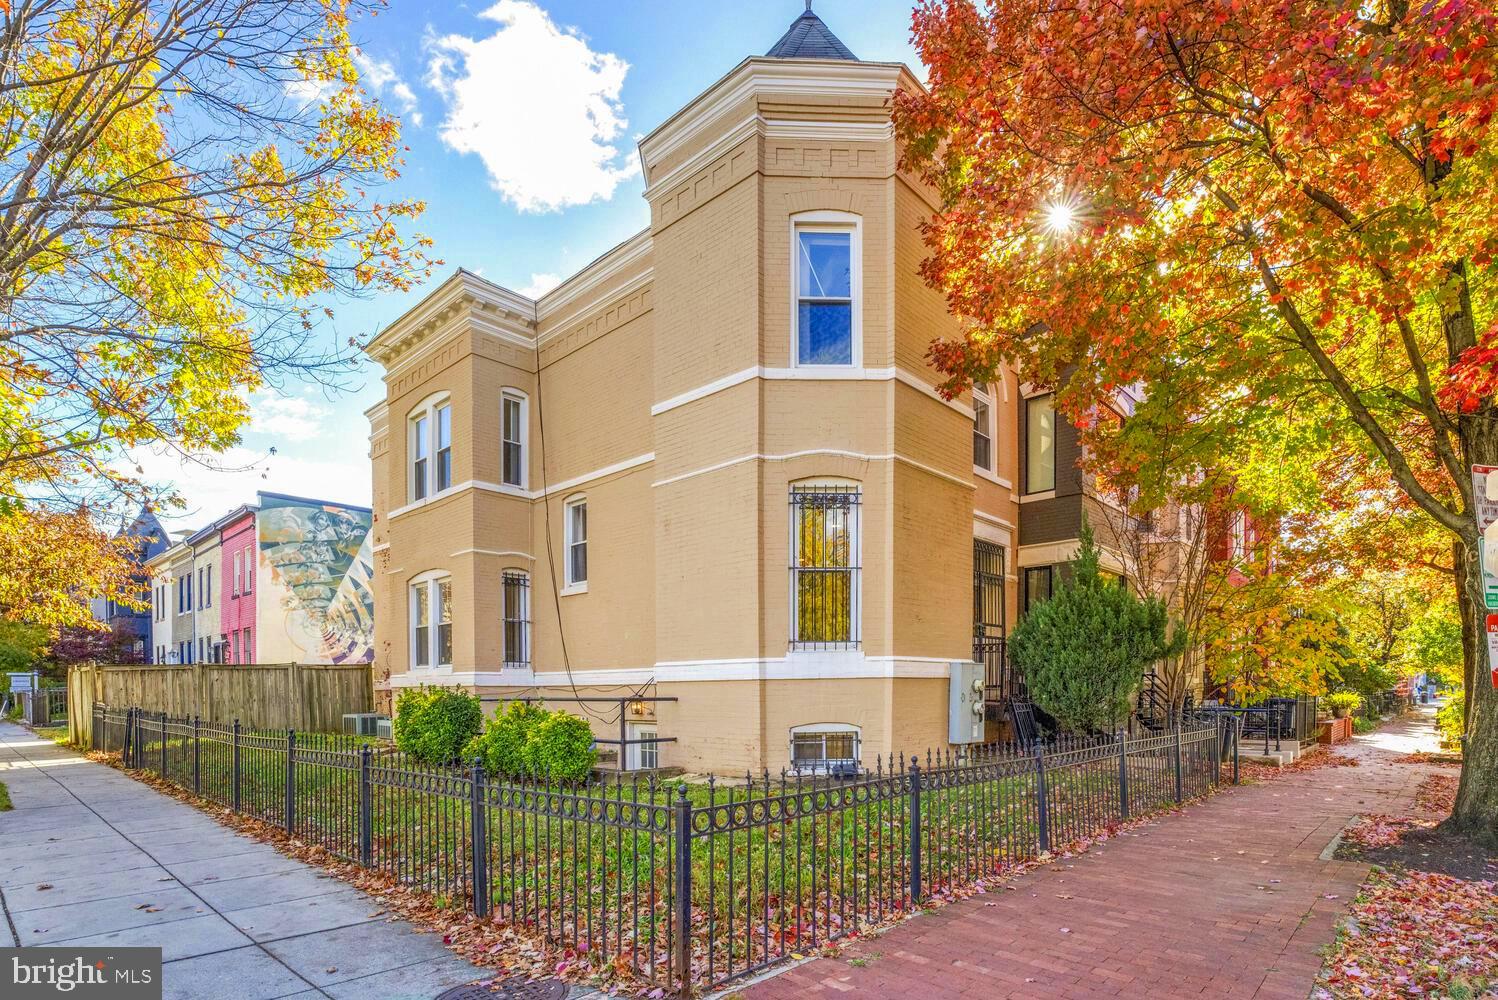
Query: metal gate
[[973, 540, 1019, 712]]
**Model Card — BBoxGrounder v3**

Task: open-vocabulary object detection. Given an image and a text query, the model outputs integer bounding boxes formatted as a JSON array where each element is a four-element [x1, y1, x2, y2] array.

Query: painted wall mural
[[256, 493, 376, 664]]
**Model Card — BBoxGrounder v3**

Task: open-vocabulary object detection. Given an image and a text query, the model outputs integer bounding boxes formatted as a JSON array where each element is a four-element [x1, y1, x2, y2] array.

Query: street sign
[[1473, 465, 1498, 608]]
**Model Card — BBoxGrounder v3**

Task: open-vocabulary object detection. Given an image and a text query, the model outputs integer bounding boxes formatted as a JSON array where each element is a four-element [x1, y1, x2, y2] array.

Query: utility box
[[948, 661, 985, 744]]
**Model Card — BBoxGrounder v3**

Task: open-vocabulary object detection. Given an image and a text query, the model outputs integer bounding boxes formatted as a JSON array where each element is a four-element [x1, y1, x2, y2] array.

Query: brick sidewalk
[[738, 708, 1444, 1000]]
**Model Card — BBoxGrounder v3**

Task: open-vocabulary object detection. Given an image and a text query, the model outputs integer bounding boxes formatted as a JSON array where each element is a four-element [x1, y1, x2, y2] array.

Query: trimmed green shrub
[[1324, 691, 1362, 718], [1009, 520, 1181, 733], [394, 687, 483, 764], [471, 701, 551, 776], [524, 711, 598, 783]]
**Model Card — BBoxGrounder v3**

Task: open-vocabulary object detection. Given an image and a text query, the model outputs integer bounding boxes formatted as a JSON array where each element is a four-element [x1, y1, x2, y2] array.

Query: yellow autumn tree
[[0, 0, 431, 627]]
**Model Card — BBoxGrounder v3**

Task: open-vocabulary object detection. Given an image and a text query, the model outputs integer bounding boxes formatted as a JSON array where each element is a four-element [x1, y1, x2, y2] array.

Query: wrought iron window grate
[[789, 485, 861, 650]]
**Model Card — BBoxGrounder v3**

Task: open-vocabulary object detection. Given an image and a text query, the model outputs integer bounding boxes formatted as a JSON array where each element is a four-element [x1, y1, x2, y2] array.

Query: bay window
[[410, 572, 453, 668], [973, 383, 994, 471], [502, 391, 526, 488], [564, 497, 588, 590], [789, 483, 860, 648], [793, 213, 860, 367], [408, 395, 453, 502], [502, 570, 530, 668]]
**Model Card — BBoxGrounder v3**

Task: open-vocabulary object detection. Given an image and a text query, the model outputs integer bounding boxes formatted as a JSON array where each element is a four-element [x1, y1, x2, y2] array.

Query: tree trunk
[[1451, 527, 1498, 845]]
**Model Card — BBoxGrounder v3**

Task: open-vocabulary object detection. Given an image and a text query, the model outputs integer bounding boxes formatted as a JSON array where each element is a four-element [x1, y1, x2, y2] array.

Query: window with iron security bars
[[789, 484, 861, 649], [501, 571, 530, 669]]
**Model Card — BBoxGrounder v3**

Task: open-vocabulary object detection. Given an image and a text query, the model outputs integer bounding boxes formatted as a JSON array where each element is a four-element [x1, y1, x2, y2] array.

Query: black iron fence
[[95, 703, 1229, 994]]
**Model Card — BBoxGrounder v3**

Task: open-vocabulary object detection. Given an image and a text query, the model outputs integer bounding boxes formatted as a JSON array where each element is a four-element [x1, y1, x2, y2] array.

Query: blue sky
[[148, 1, 925, 531]]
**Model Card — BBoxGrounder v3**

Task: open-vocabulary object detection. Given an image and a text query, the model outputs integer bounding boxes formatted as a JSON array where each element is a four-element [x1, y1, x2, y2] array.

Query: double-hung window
[[436, 404, 452, 491], [412, 414, 430, 500], [973, 384, 994, 472], [793, 215, 858, 367], [1025, 394, 1056, 493], [789, 484, 860, 649], [564, 498, 588, 590], [233, 553, 241, 596], [501, 570, 530, 668], [409, 396, 453, 502], [501, 391, 526, 489], [410, 573, 453, 669]]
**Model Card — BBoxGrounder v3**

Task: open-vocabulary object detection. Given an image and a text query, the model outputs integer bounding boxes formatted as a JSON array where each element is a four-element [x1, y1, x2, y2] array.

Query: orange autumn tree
[[895, 0, 1498, 840], [0, 0, 432, 628]]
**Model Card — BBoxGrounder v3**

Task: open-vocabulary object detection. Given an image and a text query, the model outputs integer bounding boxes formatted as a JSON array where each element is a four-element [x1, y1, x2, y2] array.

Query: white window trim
[[790, 210, 862, 369], [500, 388, 529, 492], [408, 569, 453, 671], [562, 495, 588, 595], [628, 722, 658, 771], [787, 477, 862, 650], [972, 382, 997, 477], [407, 392, 453, 504], [789, 722, 862, 774], [501, 569, 530, 668]]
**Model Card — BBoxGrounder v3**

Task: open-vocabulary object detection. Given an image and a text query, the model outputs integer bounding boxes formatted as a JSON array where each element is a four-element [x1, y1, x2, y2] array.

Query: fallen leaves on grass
[[1314, 868, 1497, 1000]]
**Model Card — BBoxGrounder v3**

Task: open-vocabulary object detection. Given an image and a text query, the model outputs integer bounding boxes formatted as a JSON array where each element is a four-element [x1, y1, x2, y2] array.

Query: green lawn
[[117, 727, 1216, 985], [0, 779, 11, 811]]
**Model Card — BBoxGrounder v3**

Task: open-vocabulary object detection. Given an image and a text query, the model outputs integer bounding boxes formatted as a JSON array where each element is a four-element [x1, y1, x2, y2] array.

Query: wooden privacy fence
[[67, 662, 372, 745]]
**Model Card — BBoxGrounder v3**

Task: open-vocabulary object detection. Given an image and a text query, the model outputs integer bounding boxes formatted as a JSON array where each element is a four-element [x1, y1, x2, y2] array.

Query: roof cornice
[[637, 57, 917, 188], [363, 269, 539, 370]]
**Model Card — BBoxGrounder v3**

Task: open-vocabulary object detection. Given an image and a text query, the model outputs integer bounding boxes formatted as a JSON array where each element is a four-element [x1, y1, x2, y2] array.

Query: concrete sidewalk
[[0, 721, 490, 1000], [741, 706, 1447, 1000]]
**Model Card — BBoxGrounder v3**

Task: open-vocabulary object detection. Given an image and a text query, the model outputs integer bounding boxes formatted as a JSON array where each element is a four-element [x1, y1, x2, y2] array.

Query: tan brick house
[[364, 7, 1153, 774]]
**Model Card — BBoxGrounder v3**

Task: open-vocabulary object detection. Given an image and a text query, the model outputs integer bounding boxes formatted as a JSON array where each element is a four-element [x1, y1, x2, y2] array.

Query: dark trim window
[[1023, 566, 1054, 614], [789, 485, 860, 649], [1025, 394, 1056, 493], [502, 570, 530, 668], [973, 539, 1006, 639]]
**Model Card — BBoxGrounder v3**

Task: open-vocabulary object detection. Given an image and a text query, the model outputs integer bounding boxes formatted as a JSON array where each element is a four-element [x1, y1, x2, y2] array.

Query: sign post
[[1472, 465, 1498, 608], [1474, 466, 1498, 687]]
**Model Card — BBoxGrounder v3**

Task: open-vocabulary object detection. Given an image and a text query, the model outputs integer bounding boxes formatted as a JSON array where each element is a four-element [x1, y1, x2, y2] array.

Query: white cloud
[[353, 48, 423, 127], [517, 272, 561, 298], [250, 392, 333, 441], [426, 2, 640, 213], [284, 48, 422, 127]]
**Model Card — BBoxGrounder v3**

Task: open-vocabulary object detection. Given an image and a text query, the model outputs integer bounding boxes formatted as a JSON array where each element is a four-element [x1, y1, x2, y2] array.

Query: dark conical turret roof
[[766, 3, 858, 61]]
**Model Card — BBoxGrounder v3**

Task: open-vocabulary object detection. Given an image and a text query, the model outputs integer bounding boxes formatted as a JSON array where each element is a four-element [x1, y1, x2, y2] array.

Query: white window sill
[[1019, 489, 1057, 502], [560, 582, 588, 597], [974, 467, 1012, 488], [496, 482, 528, 497]]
